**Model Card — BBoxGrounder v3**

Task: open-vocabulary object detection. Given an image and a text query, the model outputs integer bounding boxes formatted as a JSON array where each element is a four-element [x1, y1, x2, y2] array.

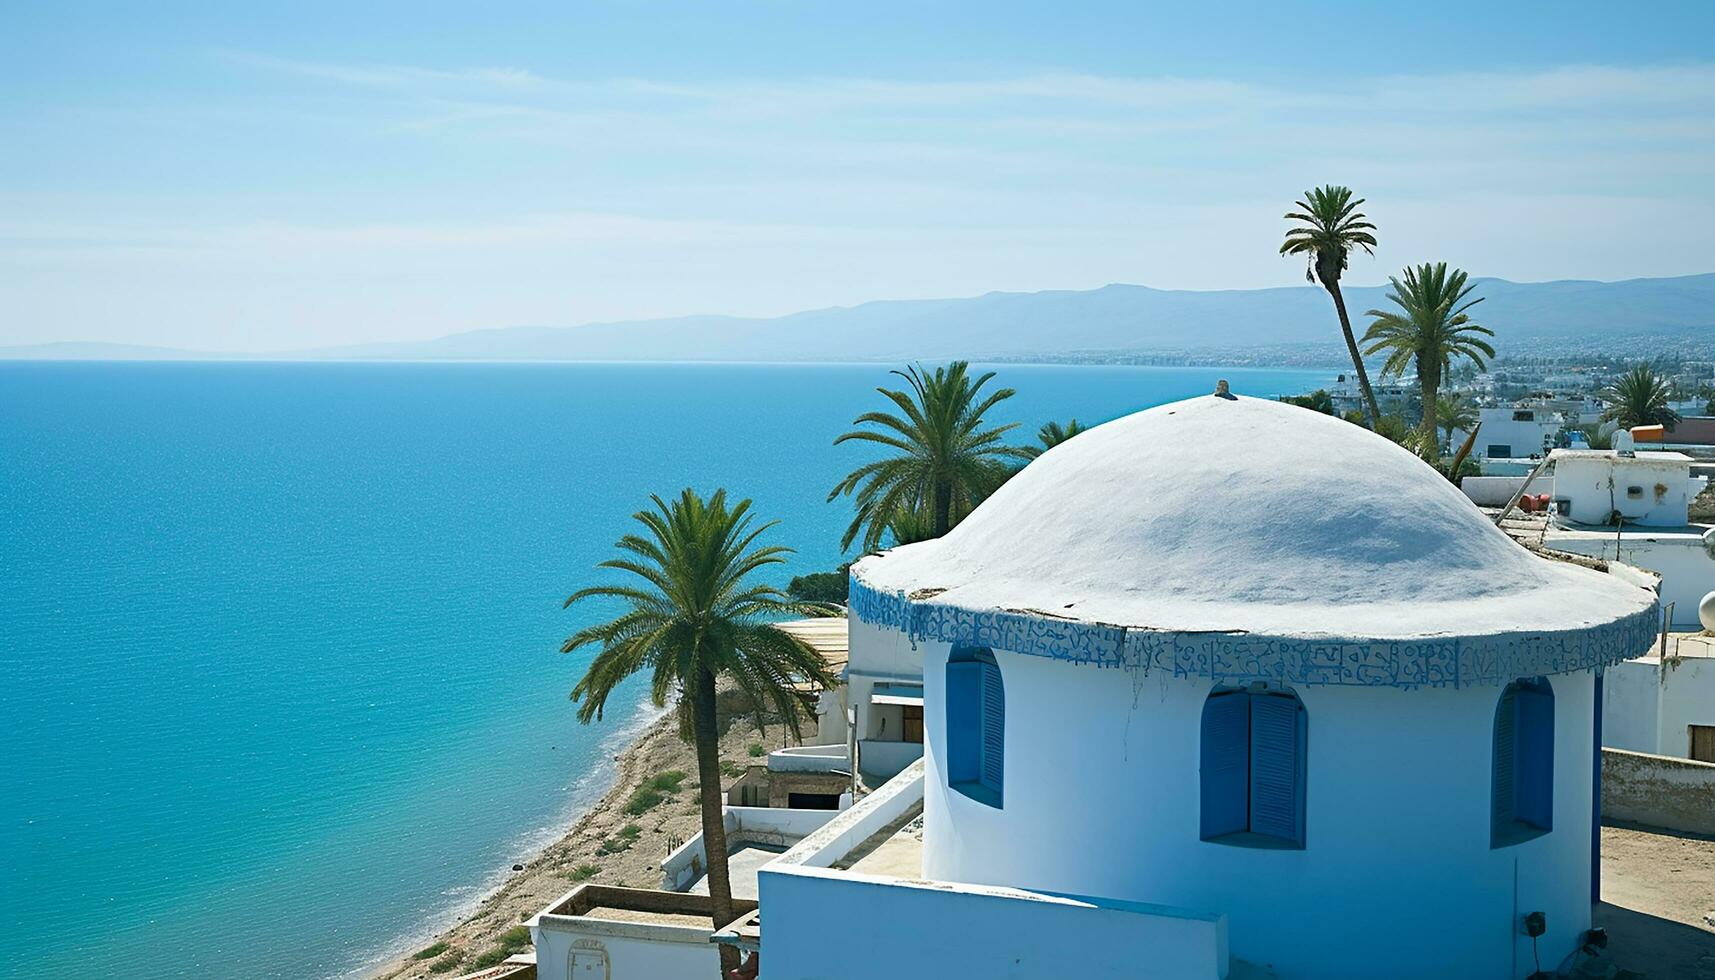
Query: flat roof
[[1553, 449, 1694, 463], [775, 617, 848, 675], [538, 884, 757, 928]]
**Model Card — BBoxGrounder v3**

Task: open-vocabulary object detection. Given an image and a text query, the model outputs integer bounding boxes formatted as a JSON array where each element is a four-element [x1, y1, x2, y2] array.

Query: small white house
[[1550, 448, 1699, 527], [1537, 446, 1712, 628], [843, 618, 925, 782], [763, 393, 1660, 980], [1450, 405, 1566, 461]]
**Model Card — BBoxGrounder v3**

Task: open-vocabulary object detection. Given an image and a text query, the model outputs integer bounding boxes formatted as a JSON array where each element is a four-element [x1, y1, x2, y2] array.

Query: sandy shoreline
[[366, 692, 800, 979]]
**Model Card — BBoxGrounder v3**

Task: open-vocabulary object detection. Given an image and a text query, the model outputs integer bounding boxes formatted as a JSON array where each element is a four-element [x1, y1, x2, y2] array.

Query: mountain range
[[6, 273, 1712, 364]]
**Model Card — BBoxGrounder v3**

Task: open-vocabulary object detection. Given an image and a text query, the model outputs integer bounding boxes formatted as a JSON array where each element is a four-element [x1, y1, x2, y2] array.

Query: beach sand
[[368, 691, 816, 979]]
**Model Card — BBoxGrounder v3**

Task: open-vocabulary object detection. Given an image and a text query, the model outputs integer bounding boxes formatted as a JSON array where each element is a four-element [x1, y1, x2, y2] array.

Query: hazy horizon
[[5, 1, 1714, 351]]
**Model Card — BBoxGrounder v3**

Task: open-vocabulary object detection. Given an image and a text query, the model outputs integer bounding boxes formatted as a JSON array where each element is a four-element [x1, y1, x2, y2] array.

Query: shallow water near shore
[[0, 360, 1328, 978]]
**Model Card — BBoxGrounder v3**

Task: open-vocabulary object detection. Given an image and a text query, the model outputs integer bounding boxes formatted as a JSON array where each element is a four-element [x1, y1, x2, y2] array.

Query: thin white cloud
[[5, 55, 1712, 348]]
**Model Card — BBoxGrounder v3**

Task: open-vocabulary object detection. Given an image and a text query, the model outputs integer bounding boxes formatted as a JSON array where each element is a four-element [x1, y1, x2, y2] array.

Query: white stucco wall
[[918, 641, 1597, 980], [1660, 655, 1715, 757], [846, 617, 926, 778], [847, 617, 924, 679], [1602, 660, 1662, 755], [1461, 473, 1553, 508], [1602, 653, 1715, 760], [1552, 454, 1696, 527], [1452, 409, 1562, 460], [758, 864, 1229, 980]]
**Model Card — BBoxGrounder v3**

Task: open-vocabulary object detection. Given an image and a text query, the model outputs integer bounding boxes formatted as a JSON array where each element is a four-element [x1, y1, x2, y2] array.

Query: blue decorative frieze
[[848, 578, 1658, 689]]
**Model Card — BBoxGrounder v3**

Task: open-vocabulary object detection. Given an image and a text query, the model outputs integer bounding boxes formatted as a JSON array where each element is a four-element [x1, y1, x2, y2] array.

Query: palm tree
[[1022, 418, 1086, 459], [1601, 364, 1681, 429], [829, 362, 1032, 552], [1361, 263, 1495, 447], [562, 489, 835, 974], [1435, 392, 1479, 451], [1281, 185, 1382, 427]]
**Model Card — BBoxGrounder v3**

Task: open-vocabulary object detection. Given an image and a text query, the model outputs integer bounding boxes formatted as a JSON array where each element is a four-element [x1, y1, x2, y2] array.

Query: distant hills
[[6, 273, 1713, 364]]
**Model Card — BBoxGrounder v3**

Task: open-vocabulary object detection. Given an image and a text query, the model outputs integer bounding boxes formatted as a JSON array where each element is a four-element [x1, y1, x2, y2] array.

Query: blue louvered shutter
[[979, 660, 1004, 796], [1493, 687, 1517, 829], [1515, 686, 1554, 830], [1249, 693, 1305, 845], [945, 661, 983, 786], [1200, 692, 1249, 839]]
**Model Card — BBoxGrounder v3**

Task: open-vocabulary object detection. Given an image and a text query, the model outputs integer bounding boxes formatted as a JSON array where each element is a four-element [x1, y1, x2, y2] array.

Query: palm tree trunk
[[1320, 270, 1381, 427], [691, 668, 740, 975], [1419, 369, 1438, 452], [931, 478, 952, 538]]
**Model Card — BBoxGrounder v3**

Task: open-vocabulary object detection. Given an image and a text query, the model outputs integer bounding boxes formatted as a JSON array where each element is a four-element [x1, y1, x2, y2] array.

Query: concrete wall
[[1602, 748, 1715, 836], [1462, 473, 1553, 507], [1553, 455, 1695, 527], [1603, 660, 1662, 755], [1605, 652, 1715, 757], [919, 639, 1598, 980], [857, 738, 923, 779], [758, 864, 1229, 980]]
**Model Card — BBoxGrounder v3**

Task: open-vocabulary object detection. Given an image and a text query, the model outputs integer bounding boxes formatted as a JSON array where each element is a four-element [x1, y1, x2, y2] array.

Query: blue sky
[[3, 1, 1713, 351]]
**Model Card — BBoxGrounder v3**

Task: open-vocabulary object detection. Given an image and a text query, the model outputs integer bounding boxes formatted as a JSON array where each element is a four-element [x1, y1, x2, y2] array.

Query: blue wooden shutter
[[1493, 687, 1517, 828], [1515, 686, 1554, 830], [1200, 692, 1249, 839], [979, 660, 1004, 796], [1249, 693, 1304, 845], [945, 661, 983, 786]]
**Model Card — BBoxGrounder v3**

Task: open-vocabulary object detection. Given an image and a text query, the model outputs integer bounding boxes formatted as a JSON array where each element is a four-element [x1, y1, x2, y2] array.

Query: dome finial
[[1214, 379, 1235, 400]]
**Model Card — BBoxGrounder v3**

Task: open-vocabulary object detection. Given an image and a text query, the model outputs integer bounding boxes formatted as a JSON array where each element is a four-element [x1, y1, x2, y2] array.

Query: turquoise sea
[[0, 361, 1329, 979]]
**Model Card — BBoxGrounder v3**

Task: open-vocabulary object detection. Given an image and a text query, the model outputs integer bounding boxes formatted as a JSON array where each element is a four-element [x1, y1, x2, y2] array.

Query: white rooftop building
[[748, 393, 1659, 980]]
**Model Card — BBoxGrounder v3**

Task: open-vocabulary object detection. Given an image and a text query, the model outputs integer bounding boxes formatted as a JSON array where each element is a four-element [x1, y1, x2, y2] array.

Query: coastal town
[[370, 335, 1715, 980], [9, 7, 1715, 980], [360, 187, 1715, 980]]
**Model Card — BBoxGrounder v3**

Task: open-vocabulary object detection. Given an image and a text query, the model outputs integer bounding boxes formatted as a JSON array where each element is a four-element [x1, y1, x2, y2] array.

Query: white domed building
[[835, 393, 1658, 979]]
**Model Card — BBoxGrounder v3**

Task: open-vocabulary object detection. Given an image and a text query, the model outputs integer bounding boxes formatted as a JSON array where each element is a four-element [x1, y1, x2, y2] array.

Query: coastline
[[363, 693, 802, 980]]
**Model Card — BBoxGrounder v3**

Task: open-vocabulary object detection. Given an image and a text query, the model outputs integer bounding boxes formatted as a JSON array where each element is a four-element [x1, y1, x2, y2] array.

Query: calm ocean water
[[0, 361, 1328, 979]]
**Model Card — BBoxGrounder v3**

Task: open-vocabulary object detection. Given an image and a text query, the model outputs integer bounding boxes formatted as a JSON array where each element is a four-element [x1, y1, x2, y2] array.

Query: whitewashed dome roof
[[849, 393, 1658, 688]]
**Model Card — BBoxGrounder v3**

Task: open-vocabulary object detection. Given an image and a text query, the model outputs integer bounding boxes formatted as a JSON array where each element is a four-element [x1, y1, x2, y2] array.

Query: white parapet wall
[[660, 805, 844, 891], [530, 885, 755, 980], [757, 864, 1229, 980], [1461, 473, 1554, 508], [1602, 748, 1715, 836], [856, 739, 924, 780], [766, 743, 849, 774]]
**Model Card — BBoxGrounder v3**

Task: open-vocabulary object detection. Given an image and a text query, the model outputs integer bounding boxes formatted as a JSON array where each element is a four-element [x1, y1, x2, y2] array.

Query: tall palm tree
[[562, 489, 835, 974], [1022, 418, 1086, 459], [1601, 364, 1681, 429], [829, 362, 1032, 552], [1435, 392, 1479, 451], [1281, 185, 1383, 427], [1361, 263, 1495, 447]]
